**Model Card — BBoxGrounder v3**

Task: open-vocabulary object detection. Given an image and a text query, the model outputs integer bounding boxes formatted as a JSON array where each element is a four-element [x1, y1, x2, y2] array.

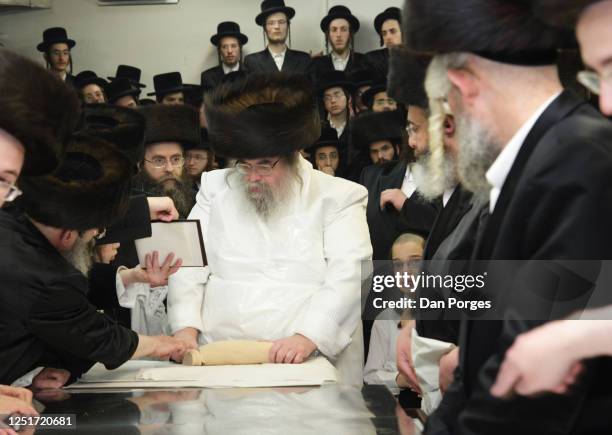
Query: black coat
[[365, 48, 389, 80], [308, 51, 369, 85], [244, 48, 311, 75], [0, 212, 138, 385], [426, 91, 612, 434], [200, 66, 226, 91]]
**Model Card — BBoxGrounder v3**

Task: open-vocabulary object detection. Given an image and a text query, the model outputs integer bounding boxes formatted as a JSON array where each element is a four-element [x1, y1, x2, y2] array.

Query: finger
[[152, 251, 160, 270], [284, 350, 296, 364], [14, 403, 38, 416], [490, 361, 520, 398], [168, 259, 183, 276], [269, 343, 280, 363], [276, 345, 288, 364], [145, 253, 152, 271], [161, 253, 175, 271], [294, 353, 304, 364], [0, 428, 18, 435]]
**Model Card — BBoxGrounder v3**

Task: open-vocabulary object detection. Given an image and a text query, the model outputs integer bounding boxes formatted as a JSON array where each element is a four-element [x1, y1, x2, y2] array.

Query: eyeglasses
[[324, 92, 346, 103], [0, 180, 22, 202], [373, 98, 396, 107], [406, 122, 420, 136], [577, 69, 612, 95], [235, 158, 281, 176], [145, 156, 185, 169], [95, 228, 107, 240]]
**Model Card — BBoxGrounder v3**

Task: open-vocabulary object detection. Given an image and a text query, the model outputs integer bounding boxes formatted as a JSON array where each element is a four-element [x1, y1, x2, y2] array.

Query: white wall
[[0, 0, 402, 90]]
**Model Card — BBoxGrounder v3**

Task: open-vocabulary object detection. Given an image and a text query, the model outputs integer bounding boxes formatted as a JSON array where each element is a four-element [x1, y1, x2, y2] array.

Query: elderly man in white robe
[[167, 73, 372, 385]]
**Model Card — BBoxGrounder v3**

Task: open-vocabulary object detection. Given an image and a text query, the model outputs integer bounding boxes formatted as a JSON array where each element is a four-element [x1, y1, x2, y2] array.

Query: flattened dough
[[183, 340, 273, 366]]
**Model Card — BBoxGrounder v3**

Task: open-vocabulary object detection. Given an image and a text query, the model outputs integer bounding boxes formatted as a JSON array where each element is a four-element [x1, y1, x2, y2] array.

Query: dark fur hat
[[138, 104, 201, 152], [350, 110, 405, 152], [77, 104, 146, 167], [531, 0, 600, 28], [204, 72, 320, 159], [402, 0, 575, 65], [387, 46, 432, 108], [20, 134, 132, 231], [0, 48, 80, 176]]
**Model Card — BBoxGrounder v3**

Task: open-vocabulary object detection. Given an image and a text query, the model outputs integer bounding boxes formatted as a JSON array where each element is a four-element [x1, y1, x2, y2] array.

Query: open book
[[135, 220, 207, 268]]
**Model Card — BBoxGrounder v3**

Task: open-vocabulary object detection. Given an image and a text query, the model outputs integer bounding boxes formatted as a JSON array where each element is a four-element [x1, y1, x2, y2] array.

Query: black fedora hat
[[147, 72, 190, 97], [361, 79, 389, 108], [107, 65, 146, 88], [210, 21, 248, 46], [374, 7, 401, 35], [255, 0, 296, 26], [320, 5, 360, 33], [347, 68, 375, 89], [74, 70, 107, 90], [105, 78, 141, 104], [305, 126, 343, 153], [37, 27, 76, 52], [318, 70, 354, 95]]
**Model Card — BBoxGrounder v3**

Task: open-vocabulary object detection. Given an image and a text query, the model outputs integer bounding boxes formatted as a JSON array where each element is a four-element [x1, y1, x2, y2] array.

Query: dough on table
[[183, 340, 273, 366]]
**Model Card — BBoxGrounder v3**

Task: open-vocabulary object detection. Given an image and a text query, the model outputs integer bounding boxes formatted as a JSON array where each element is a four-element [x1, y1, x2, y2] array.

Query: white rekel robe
[[168, 156, 372, 385]]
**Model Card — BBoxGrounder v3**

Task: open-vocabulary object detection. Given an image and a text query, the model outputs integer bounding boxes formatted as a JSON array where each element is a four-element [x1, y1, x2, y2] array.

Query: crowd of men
[[1, 0, 612, 433]]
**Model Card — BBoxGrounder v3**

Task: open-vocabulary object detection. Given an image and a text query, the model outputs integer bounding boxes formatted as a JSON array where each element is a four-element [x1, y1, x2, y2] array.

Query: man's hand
[[31, 368, 70, 390], [0, 386, 32, 405], [147, 197, 179, 222], [439, 347, 459, 393], [0, 394, 37, 416], [269, 334, 317, 364], [171, 328, 200, 362], [491, 321, 586, 398], [380, 189, 407, 212], [396, 320, 421, 394], [121, 252, 182, 288], [133, 335, 186, 360]]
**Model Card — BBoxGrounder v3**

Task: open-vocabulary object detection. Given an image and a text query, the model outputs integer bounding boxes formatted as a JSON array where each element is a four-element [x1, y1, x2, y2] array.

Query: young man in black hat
[[244, 0, 310, 75], [362, 79, 398, 113], [0, 134, 186, 387], [347, 67, 375, 114], [37, 27, 77, 86], [365, 7, 403, 79], [74, 71, 107, 105], [201, 22, 249, 91], [304, 126, 344, 176], [149, 72, 190, 105], [185, 128, 214, 191], [167, 73, 372, 385], [397, 0, 612, 433], [107, 65, 147, 90], [106, 78, 141, 109], [308, 5, 369, 84]]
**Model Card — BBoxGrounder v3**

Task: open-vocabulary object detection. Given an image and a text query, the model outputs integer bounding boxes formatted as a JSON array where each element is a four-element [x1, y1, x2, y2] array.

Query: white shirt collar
[[331, 51, 350, 71], [268, 47, 287, 71], [268, 46, 287, 58], [485, 92, 561, 212], [222, 62, 240, 75], [442, 186, 456, 207]]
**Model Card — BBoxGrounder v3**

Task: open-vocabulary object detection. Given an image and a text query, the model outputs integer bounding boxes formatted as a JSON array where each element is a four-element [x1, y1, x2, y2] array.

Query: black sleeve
[[88, 263, 121, 310], [397, 195, 440, 239], [28, 276, 139, 373], [100, 194, 151, 244]]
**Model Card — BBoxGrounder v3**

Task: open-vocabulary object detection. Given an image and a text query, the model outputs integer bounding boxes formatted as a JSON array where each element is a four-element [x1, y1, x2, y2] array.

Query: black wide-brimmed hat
[[147, 72, 190, 97], [138, 104, 201, 151], [20, 134, 132, 231], [387, 46, 432, 108], [256, 0, 296, 26], [317, 70, 355, 95], [347, 68, 375, 89], [320, 5, 360, 33], [77, 104, 146, 168], [205, 72, 320, 159], [304, 126, 343, 154], [210, 21, 248, 46], [74, 70, 107, 90], [361, 79, 389, 108], [105, 78, 141, 104], [403, 0, 575, 66], [36, 27, 76, 52], [350, 110, 405, 152], [374, 7, 401, 35], [0, 48, 80, 176], [107, 65, 146, 88]]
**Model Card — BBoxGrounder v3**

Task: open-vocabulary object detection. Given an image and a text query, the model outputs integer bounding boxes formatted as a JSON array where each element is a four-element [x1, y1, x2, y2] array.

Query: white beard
[[62, 237, 96, 277], [412, 150, 458, 201]]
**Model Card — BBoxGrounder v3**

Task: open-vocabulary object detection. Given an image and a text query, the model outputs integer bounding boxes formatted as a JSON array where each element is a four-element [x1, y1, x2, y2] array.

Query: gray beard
[[229, 170, 296, 222], [62, 237, 96, 277], [455, 111, 502, 202], [412, 150, 458, 201]]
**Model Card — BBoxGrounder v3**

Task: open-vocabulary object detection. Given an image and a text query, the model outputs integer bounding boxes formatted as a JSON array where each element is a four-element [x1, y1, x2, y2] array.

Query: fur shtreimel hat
[[402, 0, 575, 65], [138, 104, 201, 152], [77, 104, 146, 168], [20, 134, 132, 231], [350, 110, 405, 152], [387, 45, 432, 108], [0, 48, 80, 176], [204, 72, 320, 159], [531, 0, 601, 28]]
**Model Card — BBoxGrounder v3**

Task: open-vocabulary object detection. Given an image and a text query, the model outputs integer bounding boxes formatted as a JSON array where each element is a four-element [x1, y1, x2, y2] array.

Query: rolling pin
[[183, 340, 273, 366]]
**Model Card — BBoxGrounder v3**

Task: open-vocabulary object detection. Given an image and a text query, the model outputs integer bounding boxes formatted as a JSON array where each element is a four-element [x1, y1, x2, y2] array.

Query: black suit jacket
[[365, 48, 389, 80], [0, 212, 138, 385], [427, 91, 612, 434], [308, 51, 369, 85], [244, 48, 311, 75], [200, 66, 226, 90]]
